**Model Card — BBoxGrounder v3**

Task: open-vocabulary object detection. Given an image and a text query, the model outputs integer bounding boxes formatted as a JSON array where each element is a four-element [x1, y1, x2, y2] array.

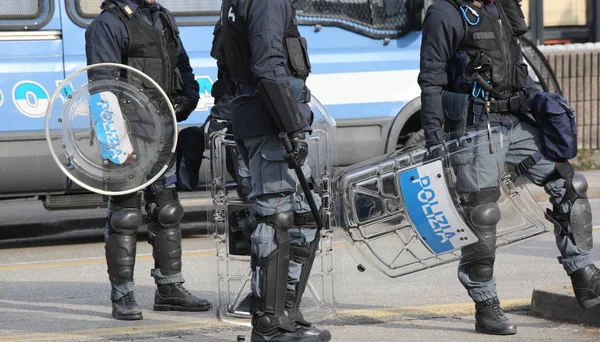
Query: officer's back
[[220, 0, 312, 141]]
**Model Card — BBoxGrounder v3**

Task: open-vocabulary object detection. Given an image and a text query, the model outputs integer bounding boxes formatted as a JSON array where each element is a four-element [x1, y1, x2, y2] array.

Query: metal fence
[[540, 46, 600, 150]]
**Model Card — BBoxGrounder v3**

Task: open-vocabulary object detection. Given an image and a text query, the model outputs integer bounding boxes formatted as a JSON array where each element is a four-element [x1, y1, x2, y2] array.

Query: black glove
[[173, 95, 199, 122], [283, 132, 309, 169], [423, 143, 445, 162]]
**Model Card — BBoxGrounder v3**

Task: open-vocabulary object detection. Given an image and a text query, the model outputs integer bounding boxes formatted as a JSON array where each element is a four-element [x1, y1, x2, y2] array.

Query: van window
[[67, 0, 222, 27], [0, 0, 54, 30]]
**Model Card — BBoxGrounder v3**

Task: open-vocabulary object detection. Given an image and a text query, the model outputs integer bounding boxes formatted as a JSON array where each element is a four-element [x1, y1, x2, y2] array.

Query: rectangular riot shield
[[208, 124, 336, 325], [333, 127, 554, 278]]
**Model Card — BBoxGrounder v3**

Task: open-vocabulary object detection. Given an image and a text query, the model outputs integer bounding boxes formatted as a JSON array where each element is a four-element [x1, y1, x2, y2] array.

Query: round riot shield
[[45, 63, 177, 196]]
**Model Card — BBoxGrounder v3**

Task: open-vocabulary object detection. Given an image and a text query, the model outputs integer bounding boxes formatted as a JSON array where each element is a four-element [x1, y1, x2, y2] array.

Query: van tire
[[404, 129, 425, 147]]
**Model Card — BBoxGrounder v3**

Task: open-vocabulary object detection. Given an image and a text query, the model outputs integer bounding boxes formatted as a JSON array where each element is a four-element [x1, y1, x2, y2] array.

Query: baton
[[472, 73, 507, 100], [278, 132, 325, 231]]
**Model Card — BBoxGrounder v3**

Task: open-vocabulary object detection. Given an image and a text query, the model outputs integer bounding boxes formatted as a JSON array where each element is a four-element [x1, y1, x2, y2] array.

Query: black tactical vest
[[101, 1, 181, 98], [449, 0, 527, 96], [221, 0, 311, 86]]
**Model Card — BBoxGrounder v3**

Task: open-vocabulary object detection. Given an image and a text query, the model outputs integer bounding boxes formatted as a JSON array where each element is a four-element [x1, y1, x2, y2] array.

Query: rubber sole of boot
[[112, 312, 143, 320], [580, 296, 600, 309], [153, 303, 212, 312], [475, 323, 517, 335], [250, 331, 321, 342]]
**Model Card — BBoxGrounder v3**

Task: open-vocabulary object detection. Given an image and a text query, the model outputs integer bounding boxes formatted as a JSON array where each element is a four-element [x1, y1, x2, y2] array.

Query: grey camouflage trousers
[[451, 114, 593, 303]]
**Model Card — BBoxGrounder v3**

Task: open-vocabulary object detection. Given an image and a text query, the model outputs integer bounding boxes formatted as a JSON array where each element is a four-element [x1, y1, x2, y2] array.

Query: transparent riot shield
[[45, 63, 177, 196], [209, 95, 336, 325], [333, 125, 553, 278]]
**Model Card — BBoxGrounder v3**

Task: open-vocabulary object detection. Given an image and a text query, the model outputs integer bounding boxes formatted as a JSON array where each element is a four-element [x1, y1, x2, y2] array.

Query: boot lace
[[123, 292, 137, 306], [173, 283, 192, 296], [485, 299, 507, 321]]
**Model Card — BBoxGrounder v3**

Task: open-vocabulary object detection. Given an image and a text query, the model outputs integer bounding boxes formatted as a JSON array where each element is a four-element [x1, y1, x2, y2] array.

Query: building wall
[[520, 0, 587, 26]]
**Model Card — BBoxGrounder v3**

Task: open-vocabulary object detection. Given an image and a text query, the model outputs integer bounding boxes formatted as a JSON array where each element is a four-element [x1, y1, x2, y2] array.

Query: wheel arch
[[384, 96, 422, 154]]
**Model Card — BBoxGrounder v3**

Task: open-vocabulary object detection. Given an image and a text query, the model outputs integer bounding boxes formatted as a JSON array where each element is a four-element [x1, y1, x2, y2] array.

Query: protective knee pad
[[470, 202, 501, 229], [461, 201, 501, 282], [109, 209, 143, 236], [107, 192, 142, 236], [152, 188, 184, 228]]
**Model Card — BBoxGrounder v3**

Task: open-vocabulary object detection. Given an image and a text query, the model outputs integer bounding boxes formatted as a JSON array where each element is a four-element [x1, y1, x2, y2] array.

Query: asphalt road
[[0, 198, 600, 341]]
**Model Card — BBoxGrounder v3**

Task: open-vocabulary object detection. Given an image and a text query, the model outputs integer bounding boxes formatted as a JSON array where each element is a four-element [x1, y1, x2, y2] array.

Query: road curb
[[530, 287, 600, 326]]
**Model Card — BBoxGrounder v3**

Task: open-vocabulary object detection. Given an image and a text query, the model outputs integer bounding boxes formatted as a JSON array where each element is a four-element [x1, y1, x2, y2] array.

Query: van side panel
[[0, 1, 66, 195]]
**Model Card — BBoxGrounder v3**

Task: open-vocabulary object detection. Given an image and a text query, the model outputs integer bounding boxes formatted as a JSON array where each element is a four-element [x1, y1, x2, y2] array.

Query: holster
[[442, 91, 470, 140]]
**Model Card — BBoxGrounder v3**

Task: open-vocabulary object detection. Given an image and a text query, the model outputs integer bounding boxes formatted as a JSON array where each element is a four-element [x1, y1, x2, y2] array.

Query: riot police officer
[[219, 0, 331, 341], [85, 0, 211, 320], [176, 19, 252, 199], [419, 0, 600, 335]]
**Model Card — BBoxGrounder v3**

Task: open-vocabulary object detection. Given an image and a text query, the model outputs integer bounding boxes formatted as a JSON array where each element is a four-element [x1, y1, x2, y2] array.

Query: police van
[[1, 0, 554, 210]]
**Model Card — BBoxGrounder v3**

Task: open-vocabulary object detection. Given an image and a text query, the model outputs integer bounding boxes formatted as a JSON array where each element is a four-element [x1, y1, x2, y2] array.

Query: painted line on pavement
[[2, 225, 600, 271], [0, 242, 345, 271], [0, 248, 216, 271], [0, 320, 230, 342], [0, 298, 531, 342], [333, 298, 530, 320]]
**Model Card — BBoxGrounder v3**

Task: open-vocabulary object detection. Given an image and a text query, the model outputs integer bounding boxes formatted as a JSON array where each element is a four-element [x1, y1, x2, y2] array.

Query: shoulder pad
[[160, 7, 180, 35]]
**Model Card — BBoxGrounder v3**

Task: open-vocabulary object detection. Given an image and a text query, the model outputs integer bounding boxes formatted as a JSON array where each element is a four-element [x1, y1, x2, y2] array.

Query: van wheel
[[404, 129, 425, 147]]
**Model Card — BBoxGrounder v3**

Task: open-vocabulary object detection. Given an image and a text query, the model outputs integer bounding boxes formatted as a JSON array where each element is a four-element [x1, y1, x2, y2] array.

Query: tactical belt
[[255, 212, 316, 226], [255, 215, 279, 225], [148, 174, 178, 192], [293, 212, 316, 226], [487, 94, 522, 113], [237, 83, 311, 103]]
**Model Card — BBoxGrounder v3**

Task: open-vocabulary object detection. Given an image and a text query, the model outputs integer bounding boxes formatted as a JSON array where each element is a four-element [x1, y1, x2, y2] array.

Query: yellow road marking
[[0, 250, 215, 271], [0, 320, 229, 342], [336, 298, 530, 319], [0, 299, 531, 341], [0, 242, 347, 272]]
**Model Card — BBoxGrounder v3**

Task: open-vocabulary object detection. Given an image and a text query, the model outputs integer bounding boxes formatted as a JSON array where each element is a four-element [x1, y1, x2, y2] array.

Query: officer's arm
[[176, 44, 200, 101], [84, 17, 126, 80], [417, 7, 464, 147], [246, 0, 304, 134]]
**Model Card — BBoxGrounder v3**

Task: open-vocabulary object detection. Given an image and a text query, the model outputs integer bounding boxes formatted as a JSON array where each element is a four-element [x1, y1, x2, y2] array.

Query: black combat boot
[[285, 293, 331, 342], [475, 298, 516, 335], [112, 291, 143, 320], [570, 265, 600, 309], [154, 283, 212, 311]]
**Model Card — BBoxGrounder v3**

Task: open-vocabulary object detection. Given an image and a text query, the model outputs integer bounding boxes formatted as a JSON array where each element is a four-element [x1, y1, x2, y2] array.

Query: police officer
[[85, 0, 211, 320], [220, 0, 331, 341], [419, 0, 600, 335], [176, 19, 252, 199]]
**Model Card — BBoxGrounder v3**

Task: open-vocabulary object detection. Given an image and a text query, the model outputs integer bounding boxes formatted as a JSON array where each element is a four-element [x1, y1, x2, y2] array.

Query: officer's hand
[[173, 95, 199, 122], [283, 132, 309, 169], [423, 143, 445, 162]]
